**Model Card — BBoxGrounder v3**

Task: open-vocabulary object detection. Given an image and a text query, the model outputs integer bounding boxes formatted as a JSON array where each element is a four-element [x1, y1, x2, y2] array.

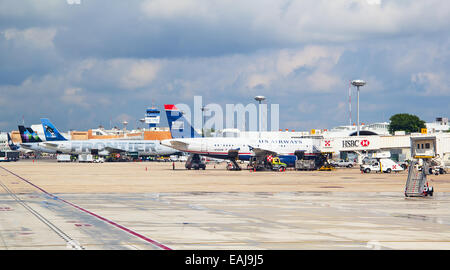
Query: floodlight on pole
[[201, 106, 209, 138], [351, 80, 366, 136], [254, 96, 266, 138]]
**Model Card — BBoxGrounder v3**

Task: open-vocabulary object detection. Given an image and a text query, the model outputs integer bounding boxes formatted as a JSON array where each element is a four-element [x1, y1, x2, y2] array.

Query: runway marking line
[[0, 165, 171, 250]]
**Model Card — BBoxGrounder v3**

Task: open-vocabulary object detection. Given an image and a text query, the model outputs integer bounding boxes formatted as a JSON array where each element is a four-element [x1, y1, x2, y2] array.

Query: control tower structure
[[145, 106, 161, 129]]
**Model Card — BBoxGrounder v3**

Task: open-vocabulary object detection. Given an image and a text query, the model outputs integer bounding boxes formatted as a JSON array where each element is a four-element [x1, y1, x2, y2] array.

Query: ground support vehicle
[[185, 154, 206, 170]]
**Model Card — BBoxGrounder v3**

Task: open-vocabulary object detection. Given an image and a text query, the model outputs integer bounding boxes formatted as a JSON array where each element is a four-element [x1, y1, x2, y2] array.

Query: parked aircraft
[[161, 104, 321, 167], [37, 118, 178, 157], [18, 125, 57, 153], [6, 133, 20, 151]]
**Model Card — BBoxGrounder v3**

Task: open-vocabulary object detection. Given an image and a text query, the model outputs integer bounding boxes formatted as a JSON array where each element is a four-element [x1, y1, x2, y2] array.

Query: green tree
[[388, 113, 426, 134]]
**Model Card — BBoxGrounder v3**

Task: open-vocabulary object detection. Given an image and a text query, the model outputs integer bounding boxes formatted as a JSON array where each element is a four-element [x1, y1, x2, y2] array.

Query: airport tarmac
[[1, 160, 450, 250]]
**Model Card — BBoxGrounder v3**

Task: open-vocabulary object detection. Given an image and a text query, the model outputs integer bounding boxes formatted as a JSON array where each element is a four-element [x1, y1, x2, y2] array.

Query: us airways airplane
[[36, 118, 178, 157], [160, 104, 321, 167]]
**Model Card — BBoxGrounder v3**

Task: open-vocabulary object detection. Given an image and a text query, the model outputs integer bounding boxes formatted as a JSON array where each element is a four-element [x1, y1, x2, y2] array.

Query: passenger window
[[425, 143, 430, 149]]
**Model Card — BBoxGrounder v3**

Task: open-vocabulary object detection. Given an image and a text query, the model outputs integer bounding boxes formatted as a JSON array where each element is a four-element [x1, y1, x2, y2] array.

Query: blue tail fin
[[18, 126, 42, 143], [7, 133, 19, 150], [164, 104, 200, 138], [40, 118, 67, 141]]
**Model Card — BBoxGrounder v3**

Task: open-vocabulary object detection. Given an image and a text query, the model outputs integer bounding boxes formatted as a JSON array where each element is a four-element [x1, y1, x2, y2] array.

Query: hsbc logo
[[361, 140, 370, 147], [342, 139, 371, 148], [324, 140, 331, 147]]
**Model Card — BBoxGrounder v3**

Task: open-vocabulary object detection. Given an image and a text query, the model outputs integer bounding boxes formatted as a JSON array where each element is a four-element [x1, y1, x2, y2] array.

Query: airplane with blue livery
[[34, 118, 178, 157], [160, 104, 321, 168], [18, 125, 58, 153]]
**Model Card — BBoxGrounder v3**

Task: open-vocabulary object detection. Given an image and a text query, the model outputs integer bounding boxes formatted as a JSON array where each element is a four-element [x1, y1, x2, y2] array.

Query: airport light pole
[[139, 118, 145, 130], [254, 96, 266, 139], [351, 80, 366, 136], [201, 106, 208, 137]]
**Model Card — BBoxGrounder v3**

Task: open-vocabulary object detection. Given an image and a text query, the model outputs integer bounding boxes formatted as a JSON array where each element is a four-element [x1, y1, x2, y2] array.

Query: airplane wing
[[42, 142, 60, 148], [165, 140, 189, 151], [248, 145, 278, 157], [104, 146, 126, 153]]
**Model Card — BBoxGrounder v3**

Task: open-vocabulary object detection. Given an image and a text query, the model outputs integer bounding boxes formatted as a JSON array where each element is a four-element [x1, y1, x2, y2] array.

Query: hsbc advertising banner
[[321, 136, 381, 152]]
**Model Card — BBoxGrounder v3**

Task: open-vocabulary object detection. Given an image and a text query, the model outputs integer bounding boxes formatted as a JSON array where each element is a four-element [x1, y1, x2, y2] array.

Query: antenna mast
[[348, 80, 352, 126]]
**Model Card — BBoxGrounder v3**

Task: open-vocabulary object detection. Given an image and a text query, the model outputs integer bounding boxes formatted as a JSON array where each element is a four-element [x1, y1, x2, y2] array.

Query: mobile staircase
[[405, 160, 433, 197]]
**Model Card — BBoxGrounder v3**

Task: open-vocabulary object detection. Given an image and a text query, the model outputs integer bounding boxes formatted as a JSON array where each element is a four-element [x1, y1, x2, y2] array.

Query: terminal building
[[217, 117, 450, 165]]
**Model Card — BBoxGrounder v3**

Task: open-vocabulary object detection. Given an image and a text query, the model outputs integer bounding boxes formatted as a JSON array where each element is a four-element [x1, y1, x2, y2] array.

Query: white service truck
[[57, 154, 71, 162], [78, 154, 94, 163], [0, 151, 19, 162], [330, 159, 355, 168], [360, 158, 404, 173]]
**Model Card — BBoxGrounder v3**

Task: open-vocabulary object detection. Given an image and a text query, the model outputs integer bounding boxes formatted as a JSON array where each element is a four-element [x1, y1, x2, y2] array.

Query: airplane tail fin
[[18, 126, 42, 143], [40, 118, 67, 141], [164, 104, 200, 139], [7, 133, 19, 150]]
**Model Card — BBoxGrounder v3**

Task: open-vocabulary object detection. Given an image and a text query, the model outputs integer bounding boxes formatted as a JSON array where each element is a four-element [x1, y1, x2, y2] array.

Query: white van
[[361, 158, 404, 173], [57, 154, 71, 162], [78, 154, 94, 163]]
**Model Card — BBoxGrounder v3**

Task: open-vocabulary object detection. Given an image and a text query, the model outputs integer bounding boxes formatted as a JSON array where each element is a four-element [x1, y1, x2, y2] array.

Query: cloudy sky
[[0, 0, 449, 132]]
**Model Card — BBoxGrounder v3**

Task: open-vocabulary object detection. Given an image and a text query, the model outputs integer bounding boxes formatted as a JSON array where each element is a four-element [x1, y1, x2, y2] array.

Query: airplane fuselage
[[20, 143, 57, 153], [42, 139, 177, 156], [162, 137, 320, 166]]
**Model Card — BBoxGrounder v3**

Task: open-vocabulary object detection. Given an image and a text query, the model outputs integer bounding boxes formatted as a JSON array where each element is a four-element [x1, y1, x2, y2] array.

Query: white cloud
[[246, 73, 276, 89], [60, 87, 89, 108], [141, 0, 213, 20], [62, 58, 162, 91], [276, 46, 342, 77], [366, 0, 381, 5], [139, 0, 450, 44], [411, 72, 450, 96], [306, 71, 342, 92], [3, 27, 57, 49], [119, 60, 161, 90], [243, 46, 344, 92]]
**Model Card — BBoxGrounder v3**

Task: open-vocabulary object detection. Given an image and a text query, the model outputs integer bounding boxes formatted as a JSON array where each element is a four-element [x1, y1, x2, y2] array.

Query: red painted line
[[0, 166, 171, 250]]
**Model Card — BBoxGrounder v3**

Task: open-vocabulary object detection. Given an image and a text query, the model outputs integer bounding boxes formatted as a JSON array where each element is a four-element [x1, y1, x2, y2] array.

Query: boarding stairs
[[227, 158, 242, 171], [405, 160, 432, 197]]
